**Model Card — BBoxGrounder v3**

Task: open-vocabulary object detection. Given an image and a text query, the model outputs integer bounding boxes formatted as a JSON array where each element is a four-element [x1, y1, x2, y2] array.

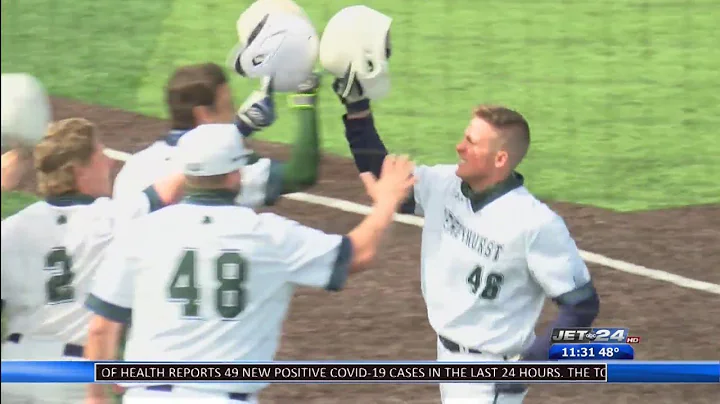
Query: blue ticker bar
[[606, 362, 720, 383], [1, 361, 719, 384]]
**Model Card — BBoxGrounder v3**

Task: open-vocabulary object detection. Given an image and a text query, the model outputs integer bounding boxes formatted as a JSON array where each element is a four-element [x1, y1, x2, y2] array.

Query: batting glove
[[235, 77, 276, 137], [332, 66, 370, 115], [288, 71, 322, 109]]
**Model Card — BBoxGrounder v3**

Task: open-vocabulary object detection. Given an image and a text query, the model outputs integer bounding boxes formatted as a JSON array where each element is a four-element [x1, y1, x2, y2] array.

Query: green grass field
[[2, 0, 719, 211]]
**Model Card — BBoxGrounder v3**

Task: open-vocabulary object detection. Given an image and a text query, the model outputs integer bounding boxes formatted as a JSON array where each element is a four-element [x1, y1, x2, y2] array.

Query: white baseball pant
[[1, 336, 87, 404], [122, 385, 259, 404], [436, 337, 528, 404]]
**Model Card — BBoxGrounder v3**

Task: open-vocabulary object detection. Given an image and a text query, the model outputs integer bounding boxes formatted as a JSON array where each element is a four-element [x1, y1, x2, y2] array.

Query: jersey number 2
[[44, 247, 75, 304], [466, 265, 503, 300], [168, 249, 248, 319]]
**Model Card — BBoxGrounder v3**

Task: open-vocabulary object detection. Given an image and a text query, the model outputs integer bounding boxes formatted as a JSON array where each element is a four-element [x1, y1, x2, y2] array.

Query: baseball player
[[83, 123, 415, 404], [113, 62, 321, 207], [321, 7, 601, 404], [1, 118, 184, 404]]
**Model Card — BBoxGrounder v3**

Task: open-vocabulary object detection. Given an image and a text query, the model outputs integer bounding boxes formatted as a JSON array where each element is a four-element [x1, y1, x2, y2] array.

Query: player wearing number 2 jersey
[[83, 123, 415, 404], [1, 118, 183, 404]]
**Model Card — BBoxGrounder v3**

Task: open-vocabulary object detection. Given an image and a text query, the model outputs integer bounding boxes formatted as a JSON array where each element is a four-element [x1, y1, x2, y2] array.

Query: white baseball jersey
[[114, 133, 283, 207], [85, 194, 351, 394], [1, 191, 161, 348], [413, 165, 592, 356]]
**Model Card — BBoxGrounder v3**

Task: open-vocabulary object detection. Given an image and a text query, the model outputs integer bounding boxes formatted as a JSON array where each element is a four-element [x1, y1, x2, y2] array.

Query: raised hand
[[359, 154, 415, 208], [235, 76, 276, 137], [331, 66, 370, 114], [1, 149, 31, 192]]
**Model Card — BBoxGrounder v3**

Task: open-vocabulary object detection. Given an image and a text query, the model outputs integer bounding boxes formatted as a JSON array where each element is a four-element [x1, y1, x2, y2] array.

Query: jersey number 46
[[168, 249, 248, 320], [466, 265, 503, 300]]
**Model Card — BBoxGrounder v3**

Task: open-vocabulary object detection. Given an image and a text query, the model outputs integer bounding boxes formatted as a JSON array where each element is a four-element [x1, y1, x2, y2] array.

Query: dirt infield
[[46, 97, 720, 403]]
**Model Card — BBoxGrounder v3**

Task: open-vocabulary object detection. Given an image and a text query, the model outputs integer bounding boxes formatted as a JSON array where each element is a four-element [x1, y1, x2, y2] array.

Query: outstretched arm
[[233, 74, 322, 207], [334, 77, 417, 214], [271, 75, 322, 194]]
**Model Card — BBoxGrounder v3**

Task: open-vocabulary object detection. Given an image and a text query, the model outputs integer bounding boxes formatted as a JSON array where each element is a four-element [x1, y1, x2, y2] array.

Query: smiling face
[[455, 116, 509, 186], [454, 105, 531, 190]]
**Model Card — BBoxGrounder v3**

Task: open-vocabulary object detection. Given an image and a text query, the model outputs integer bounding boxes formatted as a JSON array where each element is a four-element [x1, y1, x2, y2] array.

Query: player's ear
[[494, 149, 509, 168]]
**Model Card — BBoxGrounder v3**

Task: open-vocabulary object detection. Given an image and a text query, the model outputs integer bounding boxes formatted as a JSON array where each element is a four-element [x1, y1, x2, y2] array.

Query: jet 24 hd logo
[[551, 327, 641, 344]]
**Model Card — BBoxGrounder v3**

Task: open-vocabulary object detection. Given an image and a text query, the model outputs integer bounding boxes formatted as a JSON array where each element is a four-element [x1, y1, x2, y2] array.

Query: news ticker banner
[[1, 361, 718, 384]]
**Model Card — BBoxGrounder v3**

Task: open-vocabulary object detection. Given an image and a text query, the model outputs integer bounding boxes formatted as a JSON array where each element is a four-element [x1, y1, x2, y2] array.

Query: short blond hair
[[34, 118, 97, 197], [473, 104, 530, 168]]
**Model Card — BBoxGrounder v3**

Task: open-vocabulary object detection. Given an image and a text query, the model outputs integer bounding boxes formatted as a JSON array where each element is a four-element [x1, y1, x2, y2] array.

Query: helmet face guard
[[231, 14, 271, 77]]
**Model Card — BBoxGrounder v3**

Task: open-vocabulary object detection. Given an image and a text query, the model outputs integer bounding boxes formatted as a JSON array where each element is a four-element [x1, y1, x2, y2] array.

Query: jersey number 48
[[168, 249, 248, 320]]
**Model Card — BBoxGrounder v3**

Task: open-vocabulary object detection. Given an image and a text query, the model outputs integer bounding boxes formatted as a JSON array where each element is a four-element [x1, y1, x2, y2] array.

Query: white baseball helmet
[[320, 6, 392, 100], [1, 73, 52, 148], [229, 1, 319, 93]]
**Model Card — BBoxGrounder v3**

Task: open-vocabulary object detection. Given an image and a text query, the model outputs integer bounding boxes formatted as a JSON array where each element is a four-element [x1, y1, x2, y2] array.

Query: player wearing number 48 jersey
[[1, 118, 184, 404], [83, 123, 415, 404]]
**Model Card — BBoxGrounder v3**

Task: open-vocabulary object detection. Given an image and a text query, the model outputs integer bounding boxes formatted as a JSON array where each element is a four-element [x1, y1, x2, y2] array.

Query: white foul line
[[104, 147, 720, 295]]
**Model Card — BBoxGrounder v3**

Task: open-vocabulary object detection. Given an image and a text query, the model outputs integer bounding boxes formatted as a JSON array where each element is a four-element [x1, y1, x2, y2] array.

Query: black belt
[[146, 385, 250, 401], [439, 335, 484, 354], [6, 333, 84, 358], [439, 336, 510, 360]]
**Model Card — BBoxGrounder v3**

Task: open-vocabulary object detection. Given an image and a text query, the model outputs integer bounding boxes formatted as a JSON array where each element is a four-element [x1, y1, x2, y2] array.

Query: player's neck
[[461, 172, 524, 212], [74, 181, 107, 199], [465, 171, 511, 194]]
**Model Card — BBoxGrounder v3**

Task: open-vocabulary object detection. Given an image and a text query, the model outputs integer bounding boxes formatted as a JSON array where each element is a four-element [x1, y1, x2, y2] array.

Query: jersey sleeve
[[411, 164, 458, 216], [526, 214, 593, 301], [235, 158, 284, 208], [84, 225, 136, 324], [108, 187, 166, 224], [259, 213, 352, 291], [112, 158, 147, 200], [112, 164, 130, 199]]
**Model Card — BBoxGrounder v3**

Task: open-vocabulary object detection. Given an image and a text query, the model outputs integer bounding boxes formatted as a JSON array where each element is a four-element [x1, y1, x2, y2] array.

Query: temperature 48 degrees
[[552, 343, 634, 360], [598, 347, 620, 358]]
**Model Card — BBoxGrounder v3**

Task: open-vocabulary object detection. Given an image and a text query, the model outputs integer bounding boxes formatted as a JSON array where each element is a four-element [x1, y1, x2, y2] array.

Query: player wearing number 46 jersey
[[339, 102, 602, 404], [84, 123, 415, 404], [1, 118, 184, 404], [323, 19, 601, 400]]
